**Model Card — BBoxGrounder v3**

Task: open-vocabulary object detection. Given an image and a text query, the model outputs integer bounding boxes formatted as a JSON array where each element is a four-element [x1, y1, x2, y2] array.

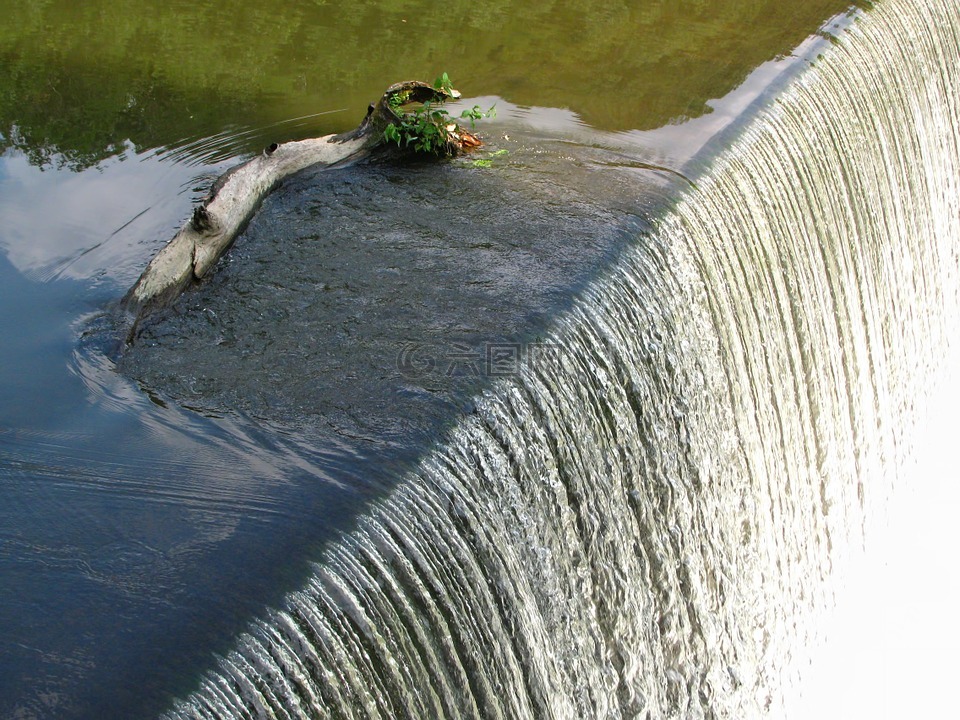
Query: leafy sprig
[[383, 74, 495, 156]]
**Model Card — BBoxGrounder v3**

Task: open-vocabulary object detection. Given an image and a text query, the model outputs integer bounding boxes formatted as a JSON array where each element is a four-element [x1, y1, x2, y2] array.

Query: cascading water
[[166, 0, 960, 717]]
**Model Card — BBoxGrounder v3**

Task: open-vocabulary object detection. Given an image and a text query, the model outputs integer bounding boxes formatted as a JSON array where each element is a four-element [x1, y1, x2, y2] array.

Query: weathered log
[[121, 80, 466, 332]]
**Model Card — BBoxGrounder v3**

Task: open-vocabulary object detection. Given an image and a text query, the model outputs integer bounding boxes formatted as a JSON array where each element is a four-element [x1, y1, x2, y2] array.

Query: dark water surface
[[0, 1, 906, 718]]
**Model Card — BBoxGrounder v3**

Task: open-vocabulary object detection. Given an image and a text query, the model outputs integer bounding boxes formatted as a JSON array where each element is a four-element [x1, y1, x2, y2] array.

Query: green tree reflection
[[0, 0, 862, 170]]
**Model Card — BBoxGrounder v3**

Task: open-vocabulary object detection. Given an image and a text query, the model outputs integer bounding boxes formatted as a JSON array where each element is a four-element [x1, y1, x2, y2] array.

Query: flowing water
[[1, 0, 959, 718], [160, 2, 960, 717]]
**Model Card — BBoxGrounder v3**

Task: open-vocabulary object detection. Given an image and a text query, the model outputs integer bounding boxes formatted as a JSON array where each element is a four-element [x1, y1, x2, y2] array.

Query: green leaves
[[470, 148, 509, 169], [388, 89, 412, 109], [433, 72, 454, 94], [383, 123, 402, 144], [460, 104, 496, 128], [382, 73, 495, 157]]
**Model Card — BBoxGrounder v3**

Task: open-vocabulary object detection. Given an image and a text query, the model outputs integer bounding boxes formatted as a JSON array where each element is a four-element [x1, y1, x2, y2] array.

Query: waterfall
[[166, 0, 960, 717]]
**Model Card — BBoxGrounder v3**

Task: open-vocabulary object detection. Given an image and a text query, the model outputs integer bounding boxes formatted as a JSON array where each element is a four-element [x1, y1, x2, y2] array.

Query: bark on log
[[121, 80, 464, 333]]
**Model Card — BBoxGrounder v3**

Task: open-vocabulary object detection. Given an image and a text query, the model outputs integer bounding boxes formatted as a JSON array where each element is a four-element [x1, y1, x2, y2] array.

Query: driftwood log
[[122, 80, 476, 334]]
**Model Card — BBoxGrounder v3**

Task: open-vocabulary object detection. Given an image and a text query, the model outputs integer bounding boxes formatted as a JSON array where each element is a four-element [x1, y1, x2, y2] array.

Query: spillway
[[165, 1, 960, 717]]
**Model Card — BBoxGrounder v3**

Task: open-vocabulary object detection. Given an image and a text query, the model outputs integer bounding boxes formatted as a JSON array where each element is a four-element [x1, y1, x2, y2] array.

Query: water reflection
[[0, 0, 862, 168], [1, 300, 384, 719], [0, 148, 228, 284]]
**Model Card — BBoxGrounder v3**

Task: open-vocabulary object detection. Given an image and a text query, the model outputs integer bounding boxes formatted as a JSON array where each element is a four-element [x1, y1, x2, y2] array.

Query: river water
[[1, 1, 958, 718]]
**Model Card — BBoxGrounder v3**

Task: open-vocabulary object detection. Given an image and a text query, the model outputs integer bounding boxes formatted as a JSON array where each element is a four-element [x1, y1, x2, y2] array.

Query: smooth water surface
[[1, 1, 937, 718], [2, 0, 861, 165]]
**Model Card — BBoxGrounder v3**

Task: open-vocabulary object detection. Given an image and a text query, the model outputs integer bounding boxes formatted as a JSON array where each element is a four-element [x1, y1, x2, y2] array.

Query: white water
[[166, 0, 960, 717]]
